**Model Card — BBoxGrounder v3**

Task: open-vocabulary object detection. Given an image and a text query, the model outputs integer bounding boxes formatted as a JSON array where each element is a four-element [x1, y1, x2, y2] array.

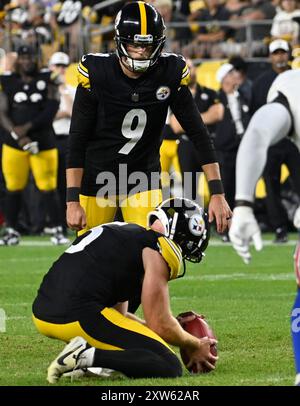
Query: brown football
[[179, 314, 217, 373]]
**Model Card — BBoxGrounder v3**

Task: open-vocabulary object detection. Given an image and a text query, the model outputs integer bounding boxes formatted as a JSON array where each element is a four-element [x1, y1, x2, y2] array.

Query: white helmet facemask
[[119, 41, 161, 73]]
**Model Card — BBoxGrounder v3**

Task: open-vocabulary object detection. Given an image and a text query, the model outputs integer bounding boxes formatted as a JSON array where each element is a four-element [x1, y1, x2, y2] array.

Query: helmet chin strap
[[169, 212, 178, 240]]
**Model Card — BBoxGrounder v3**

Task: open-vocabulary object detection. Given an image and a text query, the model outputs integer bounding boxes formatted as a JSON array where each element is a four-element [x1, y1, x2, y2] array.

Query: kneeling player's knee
[[163, 353, 183, 378]]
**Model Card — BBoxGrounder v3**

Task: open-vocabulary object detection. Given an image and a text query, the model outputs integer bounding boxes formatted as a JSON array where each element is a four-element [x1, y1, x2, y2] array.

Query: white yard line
[[16, 239, 298, 247], [0, 256, 55, 262], [184, 273, 295, 281]]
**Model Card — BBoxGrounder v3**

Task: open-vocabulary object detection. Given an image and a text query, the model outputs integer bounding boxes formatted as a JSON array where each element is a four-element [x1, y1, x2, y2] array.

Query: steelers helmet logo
[[189, 214, 205, 236], [156, 86, 171, 101]]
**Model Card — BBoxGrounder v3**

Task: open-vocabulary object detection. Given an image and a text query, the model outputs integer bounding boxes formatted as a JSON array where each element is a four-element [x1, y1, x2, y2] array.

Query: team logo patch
[[14, 92, 27, 103], [30, 93, 43, 103], [189, 214, 205, 236], [36, 80, 46, 91], [156, 86, 171, 101]]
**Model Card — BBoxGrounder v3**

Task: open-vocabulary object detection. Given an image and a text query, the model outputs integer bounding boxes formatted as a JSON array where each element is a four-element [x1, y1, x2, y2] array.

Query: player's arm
[[170, 86, 231, 233], [66, 86, 98, 230], [113, 301, 146, 324], [66, 56, 98, 230], [0, 91, 14, 134], [141, 247, 217, 370]]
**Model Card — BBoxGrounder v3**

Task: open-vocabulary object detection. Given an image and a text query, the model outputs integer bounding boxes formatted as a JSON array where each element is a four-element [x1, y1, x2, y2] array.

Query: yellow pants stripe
[[101, 308, 173, 352]]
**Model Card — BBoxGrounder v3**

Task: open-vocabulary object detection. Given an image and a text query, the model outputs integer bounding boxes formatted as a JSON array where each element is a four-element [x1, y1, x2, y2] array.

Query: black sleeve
[[170, 86, 217, 166], [67, 86, 98, 168]]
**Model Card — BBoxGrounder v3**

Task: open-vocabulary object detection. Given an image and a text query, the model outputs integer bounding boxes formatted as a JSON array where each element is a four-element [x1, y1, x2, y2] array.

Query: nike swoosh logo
[[57, 345, 82, 366]]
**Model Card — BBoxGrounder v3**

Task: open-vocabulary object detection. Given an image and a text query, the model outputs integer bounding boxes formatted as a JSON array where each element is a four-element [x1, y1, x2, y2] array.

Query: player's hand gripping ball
[[177, 311, 217, 373]]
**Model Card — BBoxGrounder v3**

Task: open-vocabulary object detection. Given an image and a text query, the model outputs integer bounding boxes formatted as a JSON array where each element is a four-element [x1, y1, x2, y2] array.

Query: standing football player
[[0, 45, 69, 245], [229, 69, 300, 386], [32, 197, 217, 383], [66, 1, 231, 237]]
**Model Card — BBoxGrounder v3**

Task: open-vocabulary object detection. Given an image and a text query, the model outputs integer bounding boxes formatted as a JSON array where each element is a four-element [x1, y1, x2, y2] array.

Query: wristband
[[66, 187, 80, 202], [208, 179, 224, 195], [235, 200, 254, 208]]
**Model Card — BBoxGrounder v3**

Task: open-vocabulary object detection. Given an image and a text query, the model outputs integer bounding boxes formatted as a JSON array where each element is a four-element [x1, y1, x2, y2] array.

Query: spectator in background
[[153, 0, 192, 53], [187, 0, 231, 58], [271, 0, 300, 45], [214, 63, 251, 227], [232, 0, 276, 55], [23, 1, 52, 49], [49, 51, 76, 232], [251, 38, 290, 113], [229, 56, 253, 105]]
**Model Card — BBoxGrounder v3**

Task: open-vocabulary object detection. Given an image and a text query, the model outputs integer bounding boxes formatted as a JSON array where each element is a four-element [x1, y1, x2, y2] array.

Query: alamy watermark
[[94, 164, 205, 208], [0, 308, 6, 333]]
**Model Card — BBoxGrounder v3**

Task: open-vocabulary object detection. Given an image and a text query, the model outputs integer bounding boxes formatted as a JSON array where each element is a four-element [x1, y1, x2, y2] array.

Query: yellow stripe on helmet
[[138, 1, 147, 35]]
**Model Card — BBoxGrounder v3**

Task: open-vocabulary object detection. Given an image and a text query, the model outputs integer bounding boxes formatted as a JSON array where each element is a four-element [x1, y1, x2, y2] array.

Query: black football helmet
[[148, 198, 210, 263], [114, 1, 166, 73]]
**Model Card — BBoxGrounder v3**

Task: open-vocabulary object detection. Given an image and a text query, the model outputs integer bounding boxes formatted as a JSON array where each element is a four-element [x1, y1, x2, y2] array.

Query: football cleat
[[273, 227, 288, 244], [50, 226, 70, 246], [47, 336, 87, 384], [0, 228, 20, 246], [63, 367, 125, 380]]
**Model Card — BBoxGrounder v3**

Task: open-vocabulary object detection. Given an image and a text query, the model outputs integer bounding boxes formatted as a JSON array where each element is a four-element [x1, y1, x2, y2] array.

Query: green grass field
[[0, 236, 297, 386]]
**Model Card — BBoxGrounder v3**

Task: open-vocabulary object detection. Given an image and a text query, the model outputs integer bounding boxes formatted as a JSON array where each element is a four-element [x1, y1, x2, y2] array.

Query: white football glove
[[22, 141, 39, 155], [229, 206, 263, 264], [293, 206, 300, 230]]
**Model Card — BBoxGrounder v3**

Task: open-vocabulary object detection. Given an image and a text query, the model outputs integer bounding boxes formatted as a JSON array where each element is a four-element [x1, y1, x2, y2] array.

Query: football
[[178, 311, 217, 373]]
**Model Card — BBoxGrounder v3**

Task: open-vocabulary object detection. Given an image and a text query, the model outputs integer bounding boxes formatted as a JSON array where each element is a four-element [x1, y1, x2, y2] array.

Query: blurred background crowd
[[1, 0, 300, 243]]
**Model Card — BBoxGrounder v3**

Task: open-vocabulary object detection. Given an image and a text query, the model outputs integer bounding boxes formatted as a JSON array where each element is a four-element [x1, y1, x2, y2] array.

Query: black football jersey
[[69, 52, 191, 195], [32, 222, 182, 323], [0, 70, 56, 150]]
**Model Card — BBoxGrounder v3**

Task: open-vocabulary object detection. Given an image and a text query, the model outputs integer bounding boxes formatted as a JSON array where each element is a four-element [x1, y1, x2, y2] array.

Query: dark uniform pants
[[33, 307, 182, 379]]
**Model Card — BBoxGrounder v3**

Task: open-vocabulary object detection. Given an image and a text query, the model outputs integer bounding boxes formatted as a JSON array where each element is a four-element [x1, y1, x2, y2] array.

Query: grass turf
[[0, 235, 297, 386]]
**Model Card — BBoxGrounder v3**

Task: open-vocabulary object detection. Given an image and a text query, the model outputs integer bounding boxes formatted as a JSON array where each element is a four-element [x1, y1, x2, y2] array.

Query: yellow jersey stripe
[[79, 61, 88, 73], [162, 237, 182, 265], [180, 71, 190, 86], [181, 67, 190, 79], [138, 1, 147, 35], [101, 307, 174, 352], [158, 237, 182, 280], [77, 65, 89, 78], [77, 71, 90, 89]]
